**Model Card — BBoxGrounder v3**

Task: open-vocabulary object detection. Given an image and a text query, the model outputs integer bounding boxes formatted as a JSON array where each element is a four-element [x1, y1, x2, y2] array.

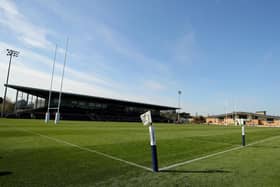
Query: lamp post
[[1, 49, 19, 117], [177, 90, 182, 123]]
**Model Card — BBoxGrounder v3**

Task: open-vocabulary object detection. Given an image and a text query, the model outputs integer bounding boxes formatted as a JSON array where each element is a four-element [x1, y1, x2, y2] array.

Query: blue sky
[[1, 0, 280, 115]]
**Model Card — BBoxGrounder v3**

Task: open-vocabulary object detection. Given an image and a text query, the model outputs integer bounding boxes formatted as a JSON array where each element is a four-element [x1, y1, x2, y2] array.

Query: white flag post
[[140, 111, 158, 172], [237, 119, 246, 146]]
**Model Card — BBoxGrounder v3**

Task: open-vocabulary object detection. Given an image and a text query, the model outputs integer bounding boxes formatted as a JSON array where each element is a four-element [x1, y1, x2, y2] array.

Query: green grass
[[0, 119, 280, 186]]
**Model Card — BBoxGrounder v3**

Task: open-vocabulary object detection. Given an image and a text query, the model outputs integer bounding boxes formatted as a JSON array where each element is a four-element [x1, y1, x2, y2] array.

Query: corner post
[[149, 124, 158, 172], [242, 125, 245, 146]]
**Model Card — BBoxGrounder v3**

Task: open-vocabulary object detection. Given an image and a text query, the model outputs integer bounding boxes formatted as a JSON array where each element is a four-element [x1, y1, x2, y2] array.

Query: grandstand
[[5, 84, 177, 122]]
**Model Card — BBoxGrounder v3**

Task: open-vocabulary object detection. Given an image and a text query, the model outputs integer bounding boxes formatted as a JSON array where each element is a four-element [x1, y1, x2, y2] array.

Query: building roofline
[[208, 111, 280, 120]]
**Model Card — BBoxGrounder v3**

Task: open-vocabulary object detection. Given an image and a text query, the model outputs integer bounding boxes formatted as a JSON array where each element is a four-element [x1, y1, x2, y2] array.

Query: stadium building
[[5, 84, 177, 122], [206, 111, 280, 126]]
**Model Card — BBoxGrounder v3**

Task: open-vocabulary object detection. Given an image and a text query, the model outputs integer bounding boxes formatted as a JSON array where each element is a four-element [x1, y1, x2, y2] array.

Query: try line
[[14, 127, 152, 172], [159, 135, 280, 171]]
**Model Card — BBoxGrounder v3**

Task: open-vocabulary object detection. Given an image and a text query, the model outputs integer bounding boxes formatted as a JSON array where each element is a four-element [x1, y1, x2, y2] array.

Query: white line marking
[[9, 125, 280, 172], [16, 128, 152, 172], [246, 135, 280, 146], [160, 135, 280, 171]]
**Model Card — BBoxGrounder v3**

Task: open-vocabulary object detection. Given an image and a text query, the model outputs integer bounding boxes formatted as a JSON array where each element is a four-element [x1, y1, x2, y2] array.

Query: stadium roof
[[208, 111, 280, 120], [6, 84, 178, 110]]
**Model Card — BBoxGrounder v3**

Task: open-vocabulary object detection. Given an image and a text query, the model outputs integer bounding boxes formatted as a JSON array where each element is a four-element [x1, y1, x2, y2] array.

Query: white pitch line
[[16, 128, 152, 172], [160, 135, 280, 171], [10, 126, 280, 172], [246, 135, 280, 147]]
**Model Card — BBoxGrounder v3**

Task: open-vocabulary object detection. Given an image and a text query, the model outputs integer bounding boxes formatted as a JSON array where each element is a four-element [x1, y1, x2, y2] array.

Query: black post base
[[242, 135, 246, 146], [151, 145, 158, 172]]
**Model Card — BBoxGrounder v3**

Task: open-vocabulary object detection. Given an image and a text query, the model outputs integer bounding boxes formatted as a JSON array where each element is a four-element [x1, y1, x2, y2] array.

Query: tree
[[160, 111, 177, 122], [0, 97, 15, 114], [192, 116, 206, 124]]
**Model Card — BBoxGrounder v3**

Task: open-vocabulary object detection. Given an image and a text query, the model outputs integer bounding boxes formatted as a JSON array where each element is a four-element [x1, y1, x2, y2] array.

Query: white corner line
[[159, 135, 280, 171], [16, 128, 152, 172]]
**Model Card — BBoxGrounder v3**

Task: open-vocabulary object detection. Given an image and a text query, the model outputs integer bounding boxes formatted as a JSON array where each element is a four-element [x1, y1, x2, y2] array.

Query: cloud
[[0, 0, 52, 49], [144, 80, 166, 91], [0, 0, 180, 110], [174, 31, 196, 64], [0, 62, 121, 100], [25, 0, 172, 77], [94, 24, 170, 74], [0, 58, 176, 107], [0, 41, 178, 108], [0, 41, 116, 91]]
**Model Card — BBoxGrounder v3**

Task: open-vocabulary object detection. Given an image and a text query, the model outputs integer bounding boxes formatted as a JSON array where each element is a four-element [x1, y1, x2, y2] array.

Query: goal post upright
[[45, 44, 57, 124], [55, 37, 69, 124]]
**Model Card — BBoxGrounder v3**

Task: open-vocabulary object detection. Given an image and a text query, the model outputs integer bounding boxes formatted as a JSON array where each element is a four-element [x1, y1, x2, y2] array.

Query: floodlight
[[1, 49, 20, 117]]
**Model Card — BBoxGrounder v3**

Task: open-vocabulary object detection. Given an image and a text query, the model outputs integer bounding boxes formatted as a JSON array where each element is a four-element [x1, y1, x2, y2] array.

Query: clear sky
[[1, 0, 280, 115]]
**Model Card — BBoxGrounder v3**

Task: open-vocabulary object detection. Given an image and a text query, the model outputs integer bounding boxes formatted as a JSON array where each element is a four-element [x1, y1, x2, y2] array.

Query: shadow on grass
[[0, 171, 13, 176], [160, 169, 231, 174]]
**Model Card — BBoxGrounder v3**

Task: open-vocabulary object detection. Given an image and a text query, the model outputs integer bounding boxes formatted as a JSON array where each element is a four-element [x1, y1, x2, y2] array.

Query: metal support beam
[[35, 96, 38, 109], [14, 90, 18, 112], [26, 94, 29, 105]]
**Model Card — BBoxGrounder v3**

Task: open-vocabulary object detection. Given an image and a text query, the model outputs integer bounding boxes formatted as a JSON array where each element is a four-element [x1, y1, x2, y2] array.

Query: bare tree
[[0, 97, 14, 114]]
